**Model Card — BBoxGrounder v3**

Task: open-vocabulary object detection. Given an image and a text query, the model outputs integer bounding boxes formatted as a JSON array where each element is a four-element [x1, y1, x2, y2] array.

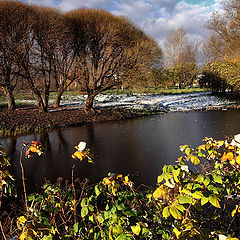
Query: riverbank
[[0, 106, 154, 137], [1, 91, 240, 137]]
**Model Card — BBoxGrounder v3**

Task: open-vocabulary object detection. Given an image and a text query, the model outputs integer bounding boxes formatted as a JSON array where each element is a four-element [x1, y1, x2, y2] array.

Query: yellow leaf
[[191, 155, 200, 165], [72, 151, 85, 160], [170, 206, 182, 219], [17, 216, 27, 229], [173, 228, 181, 239], [209, 195, 220, 208], [162, 206, 170, 218], [227, 152, 234, 161], [103, 178, 111, 185], [198, 145, 206, 151], [153, 186, 167, 199], [179, 145, 188, 152], [131, 225, 141, 236], [236, 156, 240, 164]]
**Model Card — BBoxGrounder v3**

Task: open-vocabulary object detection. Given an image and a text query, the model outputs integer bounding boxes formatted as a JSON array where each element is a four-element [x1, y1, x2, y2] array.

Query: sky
[[22, 0, 223, 47]]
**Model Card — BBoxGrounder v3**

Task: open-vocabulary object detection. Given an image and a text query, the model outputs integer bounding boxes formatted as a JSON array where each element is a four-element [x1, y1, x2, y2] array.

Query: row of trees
[[0, 1, 162, 112], [201, 0, 240, 94], [162, 27, 199, 89], [162, 0, 240, 94]]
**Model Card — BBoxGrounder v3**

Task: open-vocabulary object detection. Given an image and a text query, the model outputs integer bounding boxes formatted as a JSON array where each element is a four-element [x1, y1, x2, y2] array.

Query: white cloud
[[23, 0, 223, 48], [57, 0, 115, 12]]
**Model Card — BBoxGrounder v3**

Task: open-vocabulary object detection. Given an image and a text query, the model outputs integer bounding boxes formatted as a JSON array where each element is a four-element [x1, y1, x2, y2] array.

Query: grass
[[0, 87, 209, 106], [103, 86, 209, 95]]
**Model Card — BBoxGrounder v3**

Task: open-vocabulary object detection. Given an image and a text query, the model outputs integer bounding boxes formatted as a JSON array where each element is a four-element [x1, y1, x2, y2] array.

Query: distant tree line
[[161, 27, 199, 89], [0, 1, 162, 112], [201, 0, 240, 94]]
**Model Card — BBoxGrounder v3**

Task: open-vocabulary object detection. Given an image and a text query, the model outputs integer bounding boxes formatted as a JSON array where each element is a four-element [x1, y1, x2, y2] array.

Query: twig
[[92, 212, 105, 239], [72, 164, 77, 225], [20, 147, 28, 211], [0, 221, 7, 240]]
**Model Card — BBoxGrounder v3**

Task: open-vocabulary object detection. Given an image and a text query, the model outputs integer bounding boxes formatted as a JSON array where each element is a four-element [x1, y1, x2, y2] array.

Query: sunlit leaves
[[208, 195, 220, 208], [169, 206, 182, 219], [162, 206, 170, 218], [25, 141, 43, 158], [72, 141, 94, 163], [179, 195, 193, 204], [131, 225, 141, 236], [190, 155, 200, 165], [153, 185, 168, 199]]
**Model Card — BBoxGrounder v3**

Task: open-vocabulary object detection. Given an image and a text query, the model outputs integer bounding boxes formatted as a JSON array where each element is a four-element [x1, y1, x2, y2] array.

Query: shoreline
[[1, 103, 240, 138], [0, 106, 158, 138]]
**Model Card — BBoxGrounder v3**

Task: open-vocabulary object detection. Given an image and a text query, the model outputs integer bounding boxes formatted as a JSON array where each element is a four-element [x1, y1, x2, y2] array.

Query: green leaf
[[195, 174, 204, 183], [201, 197, 208, 206], [162, 172, 172, 181], [207, 185, 219, 194], [81, 206, 88, 218], [209, 195, 220, 208], [203, 177, 210, 186], [81, 198, 87, 207], [179, 195, 193, 204], [185, 147, 192, 156], [112, 225, 123, 235], [131, 225, 141, 236], [95, 185, 101, 197], [97, 214, 104, 224], [170, 206, 182, 219], [191, 191, 203, 199], [175, 204, 185, 212], [213, 175, 222, 184], [172, 168, 181, 183], [157, 175, 164, 183], [192, 184, 202, 190], [116, 234, 132, 240], [162, 206, 170, 218], [73, 222, 79, 234]]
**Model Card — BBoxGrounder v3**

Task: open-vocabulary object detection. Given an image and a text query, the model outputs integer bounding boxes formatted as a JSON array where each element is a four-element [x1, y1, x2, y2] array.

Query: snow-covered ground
[[94, 91, 238, 112], [13, 91, 239, 112]]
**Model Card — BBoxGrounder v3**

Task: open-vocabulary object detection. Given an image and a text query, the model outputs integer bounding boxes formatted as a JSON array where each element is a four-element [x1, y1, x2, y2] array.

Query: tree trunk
[[84, 94, 96, 113], [54, 88, 64, 108], [35, 93, 47, 113], [2, 86, 16, 110], [44, 89, 50, 110]]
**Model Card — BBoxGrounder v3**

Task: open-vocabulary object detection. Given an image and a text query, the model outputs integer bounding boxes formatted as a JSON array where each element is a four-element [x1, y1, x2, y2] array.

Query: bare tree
[[205, 0, 240, 59], [0, 1, 27, 110], [52, 15, 78, 108], [202, 34, 225, 62], [164, 27, 188, 67], [66, 9, 162, 112]]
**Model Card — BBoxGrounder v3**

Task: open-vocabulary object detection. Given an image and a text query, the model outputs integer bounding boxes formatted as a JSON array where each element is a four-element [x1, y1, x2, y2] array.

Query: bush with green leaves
[[6, 135, 240, 239]]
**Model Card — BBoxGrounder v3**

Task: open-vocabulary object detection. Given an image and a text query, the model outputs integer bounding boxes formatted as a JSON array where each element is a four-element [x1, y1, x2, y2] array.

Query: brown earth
[[0, 106, 142, 136]]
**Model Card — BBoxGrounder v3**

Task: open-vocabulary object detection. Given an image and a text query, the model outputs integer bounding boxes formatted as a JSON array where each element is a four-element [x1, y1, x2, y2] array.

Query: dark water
[[1, 109, 240, 192]]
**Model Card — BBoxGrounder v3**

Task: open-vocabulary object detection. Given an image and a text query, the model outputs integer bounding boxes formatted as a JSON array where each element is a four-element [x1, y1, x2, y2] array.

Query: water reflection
[[1, 109, 240, 192]]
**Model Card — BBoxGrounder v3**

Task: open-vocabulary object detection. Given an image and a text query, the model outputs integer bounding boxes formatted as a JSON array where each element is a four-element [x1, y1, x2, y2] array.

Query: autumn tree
[[163, 27, 198, 88], [66, 9, 162, 112], [164, 27, 188, 67], [0, 2, 50, 112], [205, 0, 240, 59], [0, 1, 27, 110], [203, 0, 240, 94]]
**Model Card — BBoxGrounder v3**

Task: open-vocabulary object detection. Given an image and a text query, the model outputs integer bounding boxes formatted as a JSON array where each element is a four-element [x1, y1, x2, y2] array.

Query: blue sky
[[22, 0, 222, 46]]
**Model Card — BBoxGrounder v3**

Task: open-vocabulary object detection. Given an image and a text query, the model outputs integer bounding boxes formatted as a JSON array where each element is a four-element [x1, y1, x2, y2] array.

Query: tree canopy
[[0, 1, 162, 112]]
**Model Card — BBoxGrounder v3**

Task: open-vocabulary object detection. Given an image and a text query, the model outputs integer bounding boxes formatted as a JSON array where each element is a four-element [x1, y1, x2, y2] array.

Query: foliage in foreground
[[1, 135, 240, 239]]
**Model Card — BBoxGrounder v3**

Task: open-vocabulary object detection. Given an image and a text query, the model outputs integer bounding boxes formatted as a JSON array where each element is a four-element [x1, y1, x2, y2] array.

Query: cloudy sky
[[22, 0, 223, 47]]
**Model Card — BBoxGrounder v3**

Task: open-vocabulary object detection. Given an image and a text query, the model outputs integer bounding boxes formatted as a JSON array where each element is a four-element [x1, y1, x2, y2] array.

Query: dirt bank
[[0, 106, 148, 137]]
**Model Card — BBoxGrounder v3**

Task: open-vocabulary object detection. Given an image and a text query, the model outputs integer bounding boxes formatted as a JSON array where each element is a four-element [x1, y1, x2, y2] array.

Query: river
[[1, 107, 240, 193]]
